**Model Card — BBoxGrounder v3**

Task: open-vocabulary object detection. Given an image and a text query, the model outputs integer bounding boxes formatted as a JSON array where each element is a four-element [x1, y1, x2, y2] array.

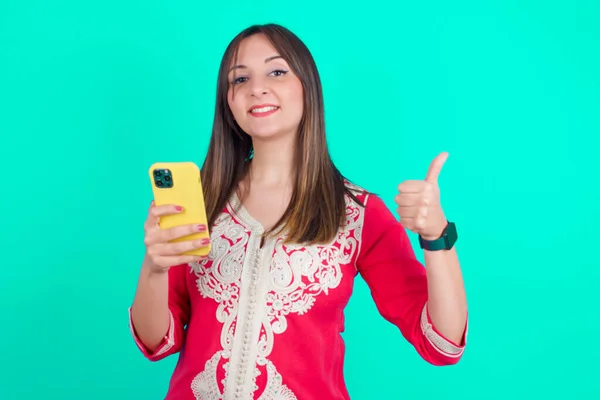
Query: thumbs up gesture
[[395, 152, 449, 240]]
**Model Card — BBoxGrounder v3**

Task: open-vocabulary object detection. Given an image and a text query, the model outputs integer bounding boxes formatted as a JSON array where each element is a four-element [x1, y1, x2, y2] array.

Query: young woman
[[129, 23, 468, 400]]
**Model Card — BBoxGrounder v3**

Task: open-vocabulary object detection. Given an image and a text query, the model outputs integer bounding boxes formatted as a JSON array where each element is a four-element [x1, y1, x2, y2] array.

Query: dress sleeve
[[128, 264, 190, 361], [356, 194, 467, 366]]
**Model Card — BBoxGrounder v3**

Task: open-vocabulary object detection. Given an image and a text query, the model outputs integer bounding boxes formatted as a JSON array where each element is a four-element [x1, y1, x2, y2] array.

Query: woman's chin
[[246, 126, 296, 141]]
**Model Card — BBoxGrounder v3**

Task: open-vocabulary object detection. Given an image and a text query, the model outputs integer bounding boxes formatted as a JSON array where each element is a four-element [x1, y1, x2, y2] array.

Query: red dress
[[129, 185, 467, 399]]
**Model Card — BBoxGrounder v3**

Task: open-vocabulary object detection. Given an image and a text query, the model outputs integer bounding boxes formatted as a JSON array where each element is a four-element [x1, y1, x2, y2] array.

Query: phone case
[[149, 161, 211, 257]]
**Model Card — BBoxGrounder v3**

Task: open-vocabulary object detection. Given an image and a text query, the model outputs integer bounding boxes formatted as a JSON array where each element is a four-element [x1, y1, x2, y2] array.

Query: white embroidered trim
[[420, 303, 465, 358], [128, 307, 175, 358], [190, 352, 223, 399]]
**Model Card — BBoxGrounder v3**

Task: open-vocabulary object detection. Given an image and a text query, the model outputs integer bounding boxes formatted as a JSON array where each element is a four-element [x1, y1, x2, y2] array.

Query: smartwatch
[[418, 221, 458, 251]]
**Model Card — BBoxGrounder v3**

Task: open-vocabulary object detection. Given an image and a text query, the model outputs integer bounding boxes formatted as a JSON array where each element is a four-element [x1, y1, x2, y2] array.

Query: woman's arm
[[129, 201, 204, 361], [356, 193, 467, 366], [423, 246, 467, 345], [130, 260, 172, 353], [395, 151, 467, 345], [129, 261, 190, 361]]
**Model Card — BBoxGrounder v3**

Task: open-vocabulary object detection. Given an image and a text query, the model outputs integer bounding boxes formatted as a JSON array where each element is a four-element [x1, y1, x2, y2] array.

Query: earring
[[245, 147, 254, 162]]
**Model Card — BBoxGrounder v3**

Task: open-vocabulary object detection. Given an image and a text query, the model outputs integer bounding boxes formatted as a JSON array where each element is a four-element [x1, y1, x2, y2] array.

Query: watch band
[[418, 221, 457, 251]]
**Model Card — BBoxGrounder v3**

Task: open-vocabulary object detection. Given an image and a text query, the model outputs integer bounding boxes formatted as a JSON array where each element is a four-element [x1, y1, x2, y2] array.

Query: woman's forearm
[[424, 247, 468, 344], [130, 262, 171, 352]]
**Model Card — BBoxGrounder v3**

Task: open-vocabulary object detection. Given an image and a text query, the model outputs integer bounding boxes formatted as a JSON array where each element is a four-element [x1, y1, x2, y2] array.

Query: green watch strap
[[418, 221, 457, 251]]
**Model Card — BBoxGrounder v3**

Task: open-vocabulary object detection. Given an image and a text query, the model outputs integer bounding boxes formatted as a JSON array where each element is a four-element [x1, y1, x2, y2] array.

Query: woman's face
[[227, 34, 304, 141]]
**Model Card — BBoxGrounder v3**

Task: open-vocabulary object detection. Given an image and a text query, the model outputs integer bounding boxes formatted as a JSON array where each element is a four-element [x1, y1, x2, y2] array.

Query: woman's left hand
[[395, 152, 450, 240]]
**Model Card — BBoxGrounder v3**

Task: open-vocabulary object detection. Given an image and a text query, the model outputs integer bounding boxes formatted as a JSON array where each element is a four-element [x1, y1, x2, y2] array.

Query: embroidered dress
[[129, 185, 467, 400]]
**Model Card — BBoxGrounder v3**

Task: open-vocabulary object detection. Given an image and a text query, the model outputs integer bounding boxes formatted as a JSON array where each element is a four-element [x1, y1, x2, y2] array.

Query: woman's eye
[[270, 69, 288, 77], [232, 76, 248, 85]]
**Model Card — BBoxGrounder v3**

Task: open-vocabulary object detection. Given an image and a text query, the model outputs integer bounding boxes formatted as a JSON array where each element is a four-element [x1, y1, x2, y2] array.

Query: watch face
[[445, 222, 458, 244]]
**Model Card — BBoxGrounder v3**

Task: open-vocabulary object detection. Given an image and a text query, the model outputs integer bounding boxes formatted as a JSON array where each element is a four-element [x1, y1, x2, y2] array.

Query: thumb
[[425, 152, 449, 183]]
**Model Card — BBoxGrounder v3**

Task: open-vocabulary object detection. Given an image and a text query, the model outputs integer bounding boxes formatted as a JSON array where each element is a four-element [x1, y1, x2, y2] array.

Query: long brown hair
[[201, 23, 363, 244]]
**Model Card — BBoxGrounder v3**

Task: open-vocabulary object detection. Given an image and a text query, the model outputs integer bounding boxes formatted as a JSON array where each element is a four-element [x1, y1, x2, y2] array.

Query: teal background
[[1, 0, 599, 399]]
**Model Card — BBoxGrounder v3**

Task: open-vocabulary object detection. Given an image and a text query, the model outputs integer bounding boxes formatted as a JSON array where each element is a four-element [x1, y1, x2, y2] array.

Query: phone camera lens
[[164, 176, 171, 182], [156, 181, 164, 187]]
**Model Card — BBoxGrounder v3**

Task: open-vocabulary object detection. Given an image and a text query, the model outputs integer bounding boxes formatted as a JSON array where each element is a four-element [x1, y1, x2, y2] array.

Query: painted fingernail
[[176, 206, 183, 211], [202, 238, 211, 245], [197, 224, 206, 231]]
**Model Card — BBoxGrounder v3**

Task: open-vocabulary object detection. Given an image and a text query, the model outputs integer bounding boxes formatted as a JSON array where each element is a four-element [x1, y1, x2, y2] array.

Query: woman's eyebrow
[[229, 55, 283, 72]]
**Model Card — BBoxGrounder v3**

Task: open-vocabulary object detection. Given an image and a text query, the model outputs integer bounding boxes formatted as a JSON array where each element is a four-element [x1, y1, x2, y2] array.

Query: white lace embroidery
[[257, 361, 297, 400], [189, 190, 365, 400], [191, 352, 226, 399], [194, 212, 248, 357], [263, 197, 363, 333], [420, 303, 466, 358]]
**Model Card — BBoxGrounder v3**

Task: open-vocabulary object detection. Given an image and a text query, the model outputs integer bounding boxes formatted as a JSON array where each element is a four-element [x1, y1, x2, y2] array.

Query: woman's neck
[[247, 135, 296, 188]]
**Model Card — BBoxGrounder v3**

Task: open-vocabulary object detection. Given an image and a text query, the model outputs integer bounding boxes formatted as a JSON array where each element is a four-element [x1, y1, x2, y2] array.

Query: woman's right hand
[[142, 202, 210, 274]]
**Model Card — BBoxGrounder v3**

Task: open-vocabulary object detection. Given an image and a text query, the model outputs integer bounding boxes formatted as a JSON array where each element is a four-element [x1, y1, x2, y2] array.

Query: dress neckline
[[228, 191, 265, 235]]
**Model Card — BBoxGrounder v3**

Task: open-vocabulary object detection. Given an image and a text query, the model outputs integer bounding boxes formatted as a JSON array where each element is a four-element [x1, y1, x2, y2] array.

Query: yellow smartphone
[[149, 161, 211, 257]]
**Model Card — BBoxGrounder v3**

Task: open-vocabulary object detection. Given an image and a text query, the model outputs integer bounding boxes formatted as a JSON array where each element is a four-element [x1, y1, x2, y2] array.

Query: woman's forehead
[[230, 34, 281, 66]]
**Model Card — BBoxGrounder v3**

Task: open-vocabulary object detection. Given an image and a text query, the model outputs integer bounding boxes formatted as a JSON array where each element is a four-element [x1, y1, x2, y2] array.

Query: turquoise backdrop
[[1, 0, 599, 399]]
